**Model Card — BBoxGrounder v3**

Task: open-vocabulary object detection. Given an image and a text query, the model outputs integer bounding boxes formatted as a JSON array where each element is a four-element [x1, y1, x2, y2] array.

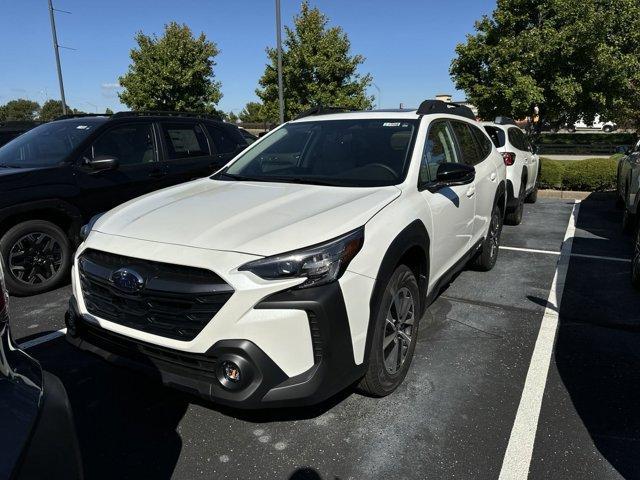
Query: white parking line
[[18, 328, 67, 349], [498, 200, 581, 480], [500, 245, 631, 263]]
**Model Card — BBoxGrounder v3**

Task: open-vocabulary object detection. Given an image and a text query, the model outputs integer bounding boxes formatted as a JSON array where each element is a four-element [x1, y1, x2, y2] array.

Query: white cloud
[[101, 82, 120, 90]]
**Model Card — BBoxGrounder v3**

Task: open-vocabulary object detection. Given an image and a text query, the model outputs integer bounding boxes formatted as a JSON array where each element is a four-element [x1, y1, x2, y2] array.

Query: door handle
[[490, 172, 497, 181], [466, 186, 476, 198]]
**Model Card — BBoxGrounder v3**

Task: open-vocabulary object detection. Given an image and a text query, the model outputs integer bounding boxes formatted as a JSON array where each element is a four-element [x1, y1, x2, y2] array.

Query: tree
[[105, 107, 114, 115], [0, 99, 40, 121], [39, 99, 72, 121], [119, 22, 222, 112], [225, 111, 239, 123], [450, 0, 640, 126], [256, 1, 373, 122], [239, 101, 265, 123]]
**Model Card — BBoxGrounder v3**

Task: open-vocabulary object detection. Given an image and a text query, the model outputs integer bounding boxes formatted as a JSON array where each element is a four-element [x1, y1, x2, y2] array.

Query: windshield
[[217, 119, 419, 187], [0, 119, 106, 168]]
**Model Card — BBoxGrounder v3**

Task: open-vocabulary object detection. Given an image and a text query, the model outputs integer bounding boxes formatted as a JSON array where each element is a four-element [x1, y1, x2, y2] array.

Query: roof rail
[[54, 113, 111, 120], [111, 110, 222, 121], [416, 100, 476, 120], [294, 105, 353, 120], [494, 116, 516, 126]]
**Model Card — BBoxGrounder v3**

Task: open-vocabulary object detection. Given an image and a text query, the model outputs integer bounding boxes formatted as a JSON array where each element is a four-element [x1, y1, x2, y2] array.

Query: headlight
[[239, 227, 364, 289], [80, 213, 105, 241]]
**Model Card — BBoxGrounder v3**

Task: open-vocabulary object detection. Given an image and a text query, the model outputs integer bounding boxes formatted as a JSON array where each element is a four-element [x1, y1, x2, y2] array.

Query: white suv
[[483, 118, 539, 225], [66, 101, 507, 408]]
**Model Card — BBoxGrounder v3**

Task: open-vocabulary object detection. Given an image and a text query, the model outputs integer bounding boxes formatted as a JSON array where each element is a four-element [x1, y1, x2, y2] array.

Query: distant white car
[[572, 115, 617, 133], [483, 118, 540, 225]]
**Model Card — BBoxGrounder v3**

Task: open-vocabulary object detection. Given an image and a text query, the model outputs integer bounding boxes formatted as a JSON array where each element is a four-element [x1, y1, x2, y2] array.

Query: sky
[[0, 0, 497, 114]]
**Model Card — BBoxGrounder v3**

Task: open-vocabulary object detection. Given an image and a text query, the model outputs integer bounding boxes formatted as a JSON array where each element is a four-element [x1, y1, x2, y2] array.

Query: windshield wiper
[[216, 172, 264, 182]]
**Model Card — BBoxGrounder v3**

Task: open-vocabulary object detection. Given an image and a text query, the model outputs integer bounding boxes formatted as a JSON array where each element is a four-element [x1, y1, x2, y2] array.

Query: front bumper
[[66, 281, 366, 409]]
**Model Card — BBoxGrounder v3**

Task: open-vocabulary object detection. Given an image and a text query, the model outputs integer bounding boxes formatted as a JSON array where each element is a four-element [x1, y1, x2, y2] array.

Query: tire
[[603, 126, 613, 133], [505, 182, 525, 225], [616, 195, 625, 209], [525, 184, 538, 204], [632, 224, 640, 291], [0, 220, 71, 296], [622, 208, 635, 234], [359, 265, 421, 397], [471, 204, 503, 271]]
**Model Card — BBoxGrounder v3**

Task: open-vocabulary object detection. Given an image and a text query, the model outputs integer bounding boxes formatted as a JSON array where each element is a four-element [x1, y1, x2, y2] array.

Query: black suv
[[0, 121, 40, 148], [0, 111, 250, 295]]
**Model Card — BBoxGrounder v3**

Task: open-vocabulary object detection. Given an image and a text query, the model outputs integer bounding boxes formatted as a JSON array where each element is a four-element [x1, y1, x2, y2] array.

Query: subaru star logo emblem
[[110, 268, 145, 293]]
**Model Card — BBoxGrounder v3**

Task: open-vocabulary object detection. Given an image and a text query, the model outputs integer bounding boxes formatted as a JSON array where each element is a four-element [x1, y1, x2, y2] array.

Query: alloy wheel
[[382, 287, 415, 374], [488, 211, 501, 259], [8, 232, 63, 285]]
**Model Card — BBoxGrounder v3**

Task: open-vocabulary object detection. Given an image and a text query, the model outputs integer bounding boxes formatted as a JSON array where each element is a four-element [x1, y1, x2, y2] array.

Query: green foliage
[[225, 111, 239, 123], [119, 22, 222, 112], [39, 99, 71, 121], [0, 98, 40, 121], [256, 1, 373, 122], [239, 101, 265, 123], [538, 156, 619, 191], [105, 107, 114, 115], [537, 133, 637, 146], [451, 0, 640, 128]]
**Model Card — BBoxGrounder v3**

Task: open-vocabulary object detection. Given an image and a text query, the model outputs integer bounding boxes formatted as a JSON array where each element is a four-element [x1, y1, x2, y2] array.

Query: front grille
[[78, 249, 233, 341], [79, 320, 218, 382]]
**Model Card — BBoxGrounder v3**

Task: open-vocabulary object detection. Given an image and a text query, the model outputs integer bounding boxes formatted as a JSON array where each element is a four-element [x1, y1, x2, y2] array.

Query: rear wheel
[[0, 220, 71, 296], [471, 204, 503, 271], [632, 225, 640, 290], [622, 208, 635, 234], [359, 265, 420, 397], [505, 182, 525, 225], [525, 184, 538, 204]]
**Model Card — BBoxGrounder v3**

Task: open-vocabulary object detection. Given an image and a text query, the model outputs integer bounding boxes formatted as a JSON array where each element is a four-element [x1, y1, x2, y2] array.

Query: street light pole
[[48, 0, 67, 115], [275, 0, 284, 124]]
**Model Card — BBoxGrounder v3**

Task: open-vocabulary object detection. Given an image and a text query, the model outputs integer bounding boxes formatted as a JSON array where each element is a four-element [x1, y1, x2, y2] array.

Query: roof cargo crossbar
[[294, 105, 353, 120], [54, 113, 111, 120], [111, 111, 222, 120], [416, 100, 475, 120]]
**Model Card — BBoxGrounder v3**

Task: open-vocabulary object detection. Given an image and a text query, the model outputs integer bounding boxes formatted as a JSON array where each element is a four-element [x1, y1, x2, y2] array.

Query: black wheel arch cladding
[[364, 220, 429, 364]]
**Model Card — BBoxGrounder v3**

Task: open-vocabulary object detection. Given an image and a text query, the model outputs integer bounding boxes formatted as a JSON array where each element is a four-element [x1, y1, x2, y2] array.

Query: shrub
[[537, 133, 636, 146], [538, 156, 619, 192]]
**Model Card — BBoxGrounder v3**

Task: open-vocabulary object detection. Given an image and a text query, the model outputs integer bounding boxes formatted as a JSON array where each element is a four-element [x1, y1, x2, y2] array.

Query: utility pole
[[275, 0, 284, 124], [48, 0, 67, 115]]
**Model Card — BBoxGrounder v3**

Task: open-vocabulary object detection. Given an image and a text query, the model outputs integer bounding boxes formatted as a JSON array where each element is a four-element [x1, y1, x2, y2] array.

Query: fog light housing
[[222, 361, 241, 383]]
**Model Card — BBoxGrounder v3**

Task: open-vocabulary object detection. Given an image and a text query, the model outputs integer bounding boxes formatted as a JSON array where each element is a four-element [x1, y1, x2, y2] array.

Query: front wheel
[[0, 220, 71, 296], [471, 205, 503, 271], [359, 265, 421, 397]]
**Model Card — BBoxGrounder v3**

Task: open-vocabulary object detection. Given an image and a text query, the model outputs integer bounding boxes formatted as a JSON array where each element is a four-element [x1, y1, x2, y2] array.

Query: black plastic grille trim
[[79, 249, 233, 341]]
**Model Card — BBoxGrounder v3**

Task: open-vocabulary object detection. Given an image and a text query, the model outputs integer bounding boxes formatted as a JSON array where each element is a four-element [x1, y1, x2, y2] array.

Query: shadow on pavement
[[36, 340, 188, 480], [554, 192, 640, 478]]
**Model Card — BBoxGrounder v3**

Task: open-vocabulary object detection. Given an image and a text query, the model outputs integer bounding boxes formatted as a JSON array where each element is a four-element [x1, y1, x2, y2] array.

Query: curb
[[538, 190, 616, 201]]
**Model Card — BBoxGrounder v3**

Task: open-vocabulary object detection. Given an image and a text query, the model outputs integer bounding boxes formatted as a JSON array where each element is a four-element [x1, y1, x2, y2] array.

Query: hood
[[95, 178, 401, 256]]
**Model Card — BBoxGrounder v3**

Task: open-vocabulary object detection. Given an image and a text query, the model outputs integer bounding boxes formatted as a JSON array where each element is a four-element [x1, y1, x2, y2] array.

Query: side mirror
[[87, 155, 118, 171], [427, 163, 475, 192]]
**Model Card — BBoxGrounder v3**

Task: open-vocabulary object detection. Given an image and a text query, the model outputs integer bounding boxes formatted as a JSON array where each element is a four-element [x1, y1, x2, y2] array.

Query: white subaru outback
[[66, 101, 507, 408], [483, 117, 539, 225]]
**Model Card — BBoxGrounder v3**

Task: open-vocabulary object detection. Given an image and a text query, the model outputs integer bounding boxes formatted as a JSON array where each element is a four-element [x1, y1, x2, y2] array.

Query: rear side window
[[470, 125, 493, 159], [508, 128, 529, 151], [484, 126, 506, 148], [205, 125, 243, 154], [450, 121, 482, 166], [161, 122, 210, 159]]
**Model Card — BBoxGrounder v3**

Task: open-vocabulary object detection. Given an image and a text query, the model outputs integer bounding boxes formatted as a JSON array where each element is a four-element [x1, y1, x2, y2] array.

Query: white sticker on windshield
[[383, 122, 401, 127], [76, 125, 90, 130]]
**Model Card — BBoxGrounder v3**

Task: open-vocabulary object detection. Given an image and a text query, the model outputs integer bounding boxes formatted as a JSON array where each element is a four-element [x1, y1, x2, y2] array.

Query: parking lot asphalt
[[10, 196, 638, 480]]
